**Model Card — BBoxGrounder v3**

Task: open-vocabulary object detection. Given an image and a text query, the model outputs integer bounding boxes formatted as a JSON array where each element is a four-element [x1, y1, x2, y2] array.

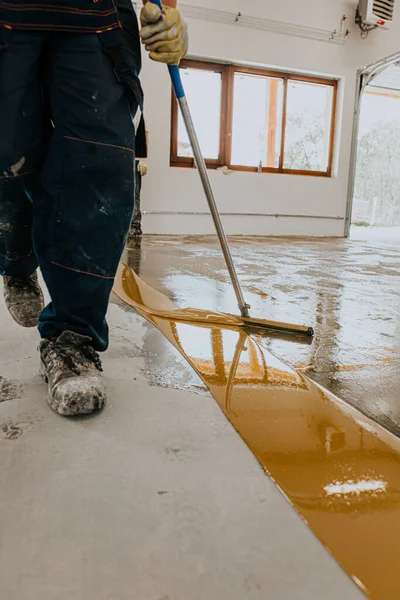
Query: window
[[170, 60, 337, 176], [230, 73, 284, 169], [176, 66, 223, 162]]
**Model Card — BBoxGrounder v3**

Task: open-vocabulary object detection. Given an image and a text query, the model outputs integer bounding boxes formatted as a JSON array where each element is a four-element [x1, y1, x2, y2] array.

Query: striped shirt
[[0, 0, 120, 33]]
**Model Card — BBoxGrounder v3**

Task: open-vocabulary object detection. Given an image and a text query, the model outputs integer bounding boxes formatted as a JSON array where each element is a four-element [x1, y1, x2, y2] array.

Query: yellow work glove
[[137, 161, 148, 176], [140, 2, 188, 66]]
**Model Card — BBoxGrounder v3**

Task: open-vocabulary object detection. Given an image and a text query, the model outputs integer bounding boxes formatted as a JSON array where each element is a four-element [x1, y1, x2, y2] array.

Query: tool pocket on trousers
[[98, 28, 146, 156], [128, 75, 147, 158]]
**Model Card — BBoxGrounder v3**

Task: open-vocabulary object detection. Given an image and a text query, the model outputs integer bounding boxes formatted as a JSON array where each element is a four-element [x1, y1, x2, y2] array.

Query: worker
[[129, 159, 148, 238], [129, 132, 149, 239], [0, 0, 188, 416]]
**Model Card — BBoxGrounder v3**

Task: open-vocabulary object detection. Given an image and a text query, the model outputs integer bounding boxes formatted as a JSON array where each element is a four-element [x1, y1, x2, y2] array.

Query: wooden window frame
[[170, 59, 338, 178]]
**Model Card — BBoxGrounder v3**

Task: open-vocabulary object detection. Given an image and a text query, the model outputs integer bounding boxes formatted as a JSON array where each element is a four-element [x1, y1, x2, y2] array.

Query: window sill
[[170, 161, 331, 177]]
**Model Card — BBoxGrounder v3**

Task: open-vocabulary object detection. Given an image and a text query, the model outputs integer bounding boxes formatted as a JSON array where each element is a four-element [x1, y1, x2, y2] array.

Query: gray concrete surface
[[0, 289, 365, 600]]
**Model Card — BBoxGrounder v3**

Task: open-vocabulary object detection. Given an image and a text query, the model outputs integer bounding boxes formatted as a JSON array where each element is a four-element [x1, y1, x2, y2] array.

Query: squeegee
[[147, 0, 314, 337]]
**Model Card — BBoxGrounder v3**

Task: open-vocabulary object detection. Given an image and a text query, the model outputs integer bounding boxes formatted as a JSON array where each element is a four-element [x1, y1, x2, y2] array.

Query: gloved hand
[[137, 161, 148, 176], [140, 2, 188, 66]]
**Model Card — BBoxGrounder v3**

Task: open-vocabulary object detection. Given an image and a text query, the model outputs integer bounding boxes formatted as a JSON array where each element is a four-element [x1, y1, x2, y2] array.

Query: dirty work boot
[[3, 271, 44, 327], [39, 331, 106, 416]]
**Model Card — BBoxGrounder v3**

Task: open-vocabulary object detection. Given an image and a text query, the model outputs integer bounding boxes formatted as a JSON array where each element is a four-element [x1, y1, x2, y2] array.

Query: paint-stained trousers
[[0, 29, 141, 351]]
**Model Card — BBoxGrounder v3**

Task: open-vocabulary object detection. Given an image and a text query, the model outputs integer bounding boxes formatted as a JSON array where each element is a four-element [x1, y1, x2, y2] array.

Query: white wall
[[138, 0, 400, 236]]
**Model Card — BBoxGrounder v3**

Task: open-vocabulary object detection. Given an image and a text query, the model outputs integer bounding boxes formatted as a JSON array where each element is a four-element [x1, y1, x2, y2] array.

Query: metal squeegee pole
[[147, 0, 249, 318], [178, 96, 250, 318]]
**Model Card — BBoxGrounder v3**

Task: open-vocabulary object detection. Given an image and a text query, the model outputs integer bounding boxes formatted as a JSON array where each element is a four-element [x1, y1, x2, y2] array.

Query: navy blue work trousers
[[0, 29, 140, 350]]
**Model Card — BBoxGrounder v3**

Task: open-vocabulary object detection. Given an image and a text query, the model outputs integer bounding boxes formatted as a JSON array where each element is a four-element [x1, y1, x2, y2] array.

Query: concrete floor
[[125, 234, 400, 438], [0, 290, 365, 600], [1, 232, 397, 600]]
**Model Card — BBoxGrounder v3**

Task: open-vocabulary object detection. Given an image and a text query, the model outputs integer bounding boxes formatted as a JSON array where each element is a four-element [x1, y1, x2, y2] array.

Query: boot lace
[[47, 339, 103, 376], [7, 276, 41, 296]]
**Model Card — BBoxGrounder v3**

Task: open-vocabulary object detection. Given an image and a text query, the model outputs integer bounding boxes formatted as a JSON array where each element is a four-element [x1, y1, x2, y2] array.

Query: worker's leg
[[35, 32, 140, 351], [131, 160, 142, 234], [0, 31, 48, 279]]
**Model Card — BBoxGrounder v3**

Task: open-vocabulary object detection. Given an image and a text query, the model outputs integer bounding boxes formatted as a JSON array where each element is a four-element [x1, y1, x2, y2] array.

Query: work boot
[[3, 271, 44, 327], [39, 331, 106, 416]]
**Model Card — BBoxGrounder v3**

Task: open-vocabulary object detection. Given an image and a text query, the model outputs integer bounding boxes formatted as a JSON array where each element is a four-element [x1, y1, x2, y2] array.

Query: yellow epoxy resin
[[114, 263, 400, 600]]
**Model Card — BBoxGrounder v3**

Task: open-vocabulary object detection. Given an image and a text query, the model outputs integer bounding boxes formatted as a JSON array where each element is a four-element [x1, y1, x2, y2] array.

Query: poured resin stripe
[[114, 263, 400, 600]]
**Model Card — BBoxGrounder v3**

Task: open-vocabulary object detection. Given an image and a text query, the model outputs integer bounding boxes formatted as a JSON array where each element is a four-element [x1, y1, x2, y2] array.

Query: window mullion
[[219, 66, 228, 166], [170, 86, 179, 164], [326, 82, 338, 177], [279, 77, 288, 171], [225, 66, 234, 167]]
